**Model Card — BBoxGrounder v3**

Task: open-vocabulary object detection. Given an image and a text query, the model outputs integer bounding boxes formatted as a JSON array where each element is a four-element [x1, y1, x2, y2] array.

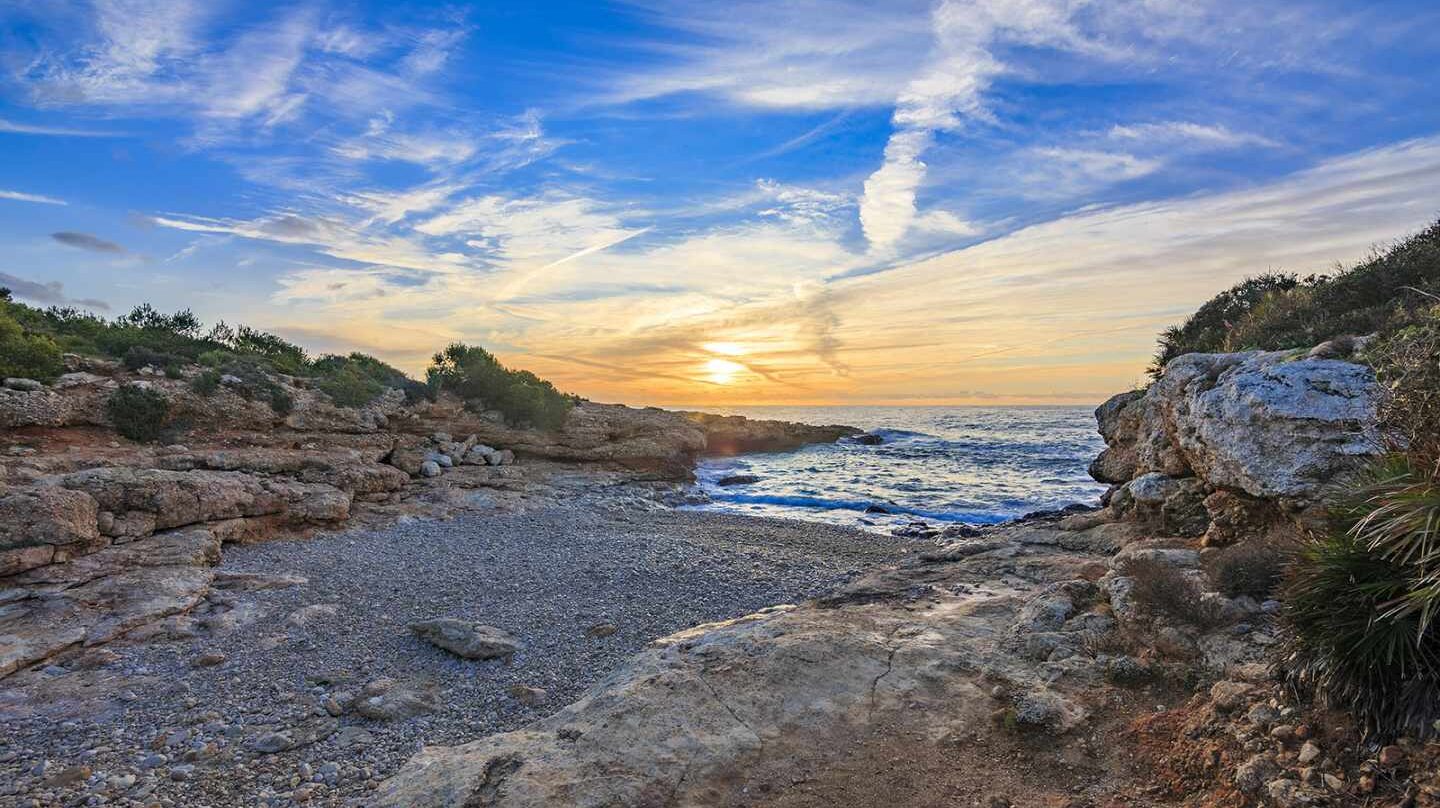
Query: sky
[[2, 1, 1440, 406]]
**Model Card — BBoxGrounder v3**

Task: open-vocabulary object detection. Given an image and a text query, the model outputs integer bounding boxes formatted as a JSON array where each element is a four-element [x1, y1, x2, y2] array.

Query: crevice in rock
[[696, 668, 764, 754], [867, 629, 902, 719]]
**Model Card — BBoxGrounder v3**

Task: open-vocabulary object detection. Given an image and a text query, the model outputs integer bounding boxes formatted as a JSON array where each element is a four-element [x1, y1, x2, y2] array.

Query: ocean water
[[686, 406, 1108, 531]]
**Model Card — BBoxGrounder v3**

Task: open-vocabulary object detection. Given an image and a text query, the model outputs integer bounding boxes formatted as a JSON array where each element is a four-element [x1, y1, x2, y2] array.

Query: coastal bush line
[[1151, 219, 1440, 375], [0, 289, 574, 431]]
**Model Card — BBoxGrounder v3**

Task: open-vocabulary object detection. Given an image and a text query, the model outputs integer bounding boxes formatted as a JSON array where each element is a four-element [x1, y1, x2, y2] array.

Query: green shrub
[[0, 308, 64, 382], [1204, 540, 1289, 600], [316, 366, 385, 407], [122, 345, 184, 373], [427, 343, 573, 430], [106, 385, 170, 442], [1151, 220, 1440, 376], [311, 352, 414, 408], [1151, 273, 1299, 374], [1285, 455, 1440, 740], [190, 370, 221, 396]]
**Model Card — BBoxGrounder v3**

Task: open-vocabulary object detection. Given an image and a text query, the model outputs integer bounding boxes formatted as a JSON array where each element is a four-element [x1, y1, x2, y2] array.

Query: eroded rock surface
[[374, 518, 1270, 807]]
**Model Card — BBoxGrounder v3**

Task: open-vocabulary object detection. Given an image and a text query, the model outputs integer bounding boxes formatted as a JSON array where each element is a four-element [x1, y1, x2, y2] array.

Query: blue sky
[[3, 0, 1440, 404]]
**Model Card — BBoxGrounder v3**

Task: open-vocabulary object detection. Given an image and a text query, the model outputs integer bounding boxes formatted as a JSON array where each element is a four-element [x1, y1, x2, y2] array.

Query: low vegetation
[[1285, 455, 1440, 740], [0, 296, 64, 382], [1204, 540, 1288, 600], [1151, 220, 1440, 375], [106, 384, 170, 443], [426, 343, 575, 430], [0, 288, 573, 428], [1119, 556, 1233, 630]]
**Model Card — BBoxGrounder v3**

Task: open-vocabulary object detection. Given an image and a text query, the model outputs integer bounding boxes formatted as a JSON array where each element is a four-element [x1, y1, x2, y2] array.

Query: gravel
[[0, 506, 915, 807]]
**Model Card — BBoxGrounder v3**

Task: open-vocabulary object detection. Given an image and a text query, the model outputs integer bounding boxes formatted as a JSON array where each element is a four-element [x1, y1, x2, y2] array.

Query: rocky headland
[[3, 339, 1437, 807]]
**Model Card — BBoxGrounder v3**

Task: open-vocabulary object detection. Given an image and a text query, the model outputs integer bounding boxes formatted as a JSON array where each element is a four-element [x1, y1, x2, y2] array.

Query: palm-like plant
[[1285, 455, 1440, 740]]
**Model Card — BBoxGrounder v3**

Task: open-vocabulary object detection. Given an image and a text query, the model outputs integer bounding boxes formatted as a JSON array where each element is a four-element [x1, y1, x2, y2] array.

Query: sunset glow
[[3, 2, 1438, 406]]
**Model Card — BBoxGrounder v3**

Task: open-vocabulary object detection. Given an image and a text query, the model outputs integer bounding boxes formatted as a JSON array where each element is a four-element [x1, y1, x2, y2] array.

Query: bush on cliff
[[311, 352, 429, 407], [106, 384, 170, 442], [427, 343, 574, 430], [1151, 219, 1440, 375], [1285, 455, 1440, 741], [0, 302, 64, 383]]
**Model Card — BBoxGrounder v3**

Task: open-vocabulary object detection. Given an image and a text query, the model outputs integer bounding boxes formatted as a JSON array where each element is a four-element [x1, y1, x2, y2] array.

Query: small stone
[[410, 619, 520, 660], [1296, 741, 1322, 764], [586, 622, 619, 639], [251, 732, 293, 755], [169, 765, 194, 782], [1245, 703, 1279, 727], [193, 651, 226, 667], [139, 754, 167, 769], [3, 377, 44, 392], [509, 684, 548, 707], [106, 774, 136, 790], [1323, 773, 1344, 791], [419, 460, 442, 478], [1209, 680, 1253, 713], [1377, 745, 1405, 767], [1270, 724, 1296, 744]]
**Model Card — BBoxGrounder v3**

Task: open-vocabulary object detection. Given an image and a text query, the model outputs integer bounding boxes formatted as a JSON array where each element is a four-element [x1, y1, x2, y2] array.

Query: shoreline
[[0, 502, 925, 806]]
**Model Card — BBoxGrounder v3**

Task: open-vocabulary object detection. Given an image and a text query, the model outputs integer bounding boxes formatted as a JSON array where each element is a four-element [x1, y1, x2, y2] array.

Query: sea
[[685, 406, 1108, 531]]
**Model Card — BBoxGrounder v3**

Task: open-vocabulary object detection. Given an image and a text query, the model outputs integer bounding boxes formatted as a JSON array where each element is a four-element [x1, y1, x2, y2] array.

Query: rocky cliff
[[0, 356, 853, 680]]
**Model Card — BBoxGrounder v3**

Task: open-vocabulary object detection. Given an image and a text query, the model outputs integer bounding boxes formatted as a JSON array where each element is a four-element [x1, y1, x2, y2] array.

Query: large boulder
[[1154, 351, 1380, 500], [1089, 390, 1189, 483], [1091, 349, 1380, 503], [410, 619, 521, 660]]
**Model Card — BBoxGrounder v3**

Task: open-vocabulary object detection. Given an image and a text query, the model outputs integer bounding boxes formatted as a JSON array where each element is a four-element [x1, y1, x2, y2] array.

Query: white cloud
[[1026, 148, 1164, 193], [0, 117, 122, 137], [0, 189, 67, 205], [1108, 121, 1280, 149]]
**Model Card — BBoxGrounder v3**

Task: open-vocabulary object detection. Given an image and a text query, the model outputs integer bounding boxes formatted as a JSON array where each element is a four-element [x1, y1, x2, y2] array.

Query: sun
[[704, 358, 745, 385]]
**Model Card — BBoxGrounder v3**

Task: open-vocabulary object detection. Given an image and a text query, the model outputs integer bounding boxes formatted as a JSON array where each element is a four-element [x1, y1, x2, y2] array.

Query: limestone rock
[[1091, 348, 1380, 504], [0, 486, 101, 576], [0, 562, 213, 678], [410, 619, 521, 660], [60, 467, 350, 536], [1125, 473, 1208, 537], [1150, 351, 1380, 500]]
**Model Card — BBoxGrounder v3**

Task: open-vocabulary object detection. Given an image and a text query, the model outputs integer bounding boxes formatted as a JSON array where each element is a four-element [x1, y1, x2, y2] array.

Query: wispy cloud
[[1108, 121, 1281, 150], [51, 230, 127, 254], [0, 189, 66, 205], [0, 117, 122, 137]]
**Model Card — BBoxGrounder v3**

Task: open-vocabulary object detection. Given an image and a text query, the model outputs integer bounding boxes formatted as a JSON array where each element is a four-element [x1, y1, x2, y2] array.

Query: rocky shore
[[6, 339, 1438, 807], [0, 508, 918, 806]]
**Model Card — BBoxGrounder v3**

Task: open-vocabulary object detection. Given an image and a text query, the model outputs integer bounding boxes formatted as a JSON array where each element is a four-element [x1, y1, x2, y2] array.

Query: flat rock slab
[[410, 619, 521, 660]]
